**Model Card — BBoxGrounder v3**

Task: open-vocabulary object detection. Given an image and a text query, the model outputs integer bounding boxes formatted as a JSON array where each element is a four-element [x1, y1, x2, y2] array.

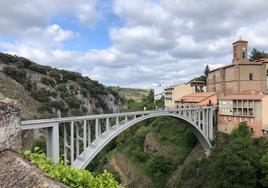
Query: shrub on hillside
[[49, 70, 62, 82], [3, 65, 26, 83], [30, 88, 56, 103], [146, 154, 172, 183], [64, 96, 81, 109], [29, 63, 48, 74], [41, 77, 56, 87], [49, 100, 68, 113]]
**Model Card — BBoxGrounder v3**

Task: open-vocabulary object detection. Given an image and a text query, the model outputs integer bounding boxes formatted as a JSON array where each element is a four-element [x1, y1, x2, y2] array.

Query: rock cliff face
[[0, 98, 22, 151], [0, 150, 68, 188], [0, 98, 69, 188], [105, 153, 153, 188]]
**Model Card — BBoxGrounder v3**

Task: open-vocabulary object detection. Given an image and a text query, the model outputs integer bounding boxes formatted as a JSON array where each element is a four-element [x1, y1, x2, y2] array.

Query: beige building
[[175, 92, 217, 107], [207, 40, 268, 98], [164, 83, 193, 109], [218, 90, 268, 137]]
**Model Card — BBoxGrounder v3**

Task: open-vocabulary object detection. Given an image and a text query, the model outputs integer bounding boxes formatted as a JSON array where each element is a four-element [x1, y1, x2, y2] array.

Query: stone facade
[[0, 151, 68, 188], [0, 98, 22, 151], [0, 98, 69, 187], [207, 40, 268, 98]]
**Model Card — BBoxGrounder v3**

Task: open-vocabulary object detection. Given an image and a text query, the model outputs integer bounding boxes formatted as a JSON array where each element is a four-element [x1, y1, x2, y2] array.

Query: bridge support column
[[47, 123, 59, 163], [208, 109, 214, 141], [95, 119, 99, 139]]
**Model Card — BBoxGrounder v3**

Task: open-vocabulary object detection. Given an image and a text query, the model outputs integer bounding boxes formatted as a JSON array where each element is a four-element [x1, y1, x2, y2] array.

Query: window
[[242, 52, 245, 59], [249, 73, 253, 80], [266, 70, 268, 76]]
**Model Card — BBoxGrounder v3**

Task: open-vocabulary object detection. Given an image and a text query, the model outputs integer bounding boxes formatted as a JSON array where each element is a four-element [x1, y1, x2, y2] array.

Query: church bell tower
[[232, 39, 248, 64]]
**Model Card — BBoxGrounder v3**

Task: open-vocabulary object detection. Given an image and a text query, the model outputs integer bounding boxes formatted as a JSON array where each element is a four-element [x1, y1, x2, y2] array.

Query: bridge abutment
[[0, 98, 22, 152]]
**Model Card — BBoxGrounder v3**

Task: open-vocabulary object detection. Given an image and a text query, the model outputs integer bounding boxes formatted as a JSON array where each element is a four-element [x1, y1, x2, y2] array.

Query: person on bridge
[[143, 106, 147, 111]]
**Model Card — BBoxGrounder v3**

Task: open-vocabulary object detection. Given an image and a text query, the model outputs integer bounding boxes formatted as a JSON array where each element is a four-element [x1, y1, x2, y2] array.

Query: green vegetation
[[191, 64, 210, 84], [177, 122, 268, 188], [146, 154, 172, 184], [22, 148, 121, 188], [0, 52, 123, 119], [250, 48, 268, 61]]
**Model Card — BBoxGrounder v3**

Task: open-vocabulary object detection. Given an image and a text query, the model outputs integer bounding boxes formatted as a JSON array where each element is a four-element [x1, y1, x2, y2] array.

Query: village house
[[164, 80, 206, 109], [175, 92, 217, 107], [218, 90, 268, 137]]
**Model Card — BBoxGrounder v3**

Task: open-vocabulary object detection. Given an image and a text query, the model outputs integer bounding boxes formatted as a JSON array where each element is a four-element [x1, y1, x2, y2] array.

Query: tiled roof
[[175, 92, 216, 103], [233, 40, 248, 44], [221, 90, 266, 100]]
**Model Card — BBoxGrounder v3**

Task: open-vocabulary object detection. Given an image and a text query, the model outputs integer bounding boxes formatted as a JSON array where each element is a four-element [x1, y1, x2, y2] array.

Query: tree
[[204, 64, 210, 77], [260, 153, 268, 187], [249, 48, 268, 61], [210, 122, 259, 188]]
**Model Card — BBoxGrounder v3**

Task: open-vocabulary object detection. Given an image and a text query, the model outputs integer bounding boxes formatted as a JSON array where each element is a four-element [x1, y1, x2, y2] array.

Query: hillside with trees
[[0, 52, 124, 120]]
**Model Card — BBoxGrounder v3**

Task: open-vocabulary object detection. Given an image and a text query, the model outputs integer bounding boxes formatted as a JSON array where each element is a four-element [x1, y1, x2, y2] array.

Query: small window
[[266, 70, 268, 76], [249, 73, 253, 80], [242, 52, 245, 59]]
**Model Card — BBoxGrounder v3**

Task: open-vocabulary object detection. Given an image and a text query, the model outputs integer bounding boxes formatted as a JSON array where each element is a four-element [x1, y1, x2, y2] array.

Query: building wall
[[173, 84, 192, 100], [207, 64, 267, 97], [199, 94, 217, 106], [262, 96, 268, 129], [218, 115, 262, 137], [165, 84, 192, 109]]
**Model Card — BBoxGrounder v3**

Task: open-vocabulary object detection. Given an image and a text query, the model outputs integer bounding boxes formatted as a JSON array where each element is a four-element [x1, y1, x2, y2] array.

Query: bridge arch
[[74, 112, 212, 169]]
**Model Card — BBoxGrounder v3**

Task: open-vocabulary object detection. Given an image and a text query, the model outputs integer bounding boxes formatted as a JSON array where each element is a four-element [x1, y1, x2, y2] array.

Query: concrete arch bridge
[[21, 106, 216, 169]]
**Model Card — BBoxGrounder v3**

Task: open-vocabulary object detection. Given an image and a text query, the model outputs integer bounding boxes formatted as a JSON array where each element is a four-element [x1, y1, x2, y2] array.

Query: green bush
[[30, 88, 55, 103], [3, 65, 26, 83], [146, 154, 172, 175], [29, 63, 48, 74], [22, 149, 122, 188], [49, 100, 68, 112], [64, 96, 81, 109], [41, 77, 56, 87], [49, 70, 62, 82]]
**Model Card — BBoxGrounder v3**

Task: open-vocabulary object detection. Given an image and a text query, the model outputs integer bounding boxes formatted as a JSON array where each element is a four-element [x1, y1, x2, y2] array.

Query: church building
[[207, 40, 268, 98]]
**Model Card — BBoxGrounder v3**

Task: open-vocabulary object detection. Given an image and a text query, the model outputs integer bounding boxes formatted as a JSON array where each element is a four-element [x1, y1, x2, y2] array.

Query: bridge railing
[[21, 107, 216, 168]]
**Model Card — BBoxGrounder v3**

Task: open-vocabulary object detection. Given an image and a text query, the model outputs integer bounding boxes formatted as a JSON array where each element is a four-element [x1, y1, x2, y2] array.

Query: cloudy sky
[[1, 0, 268, 89]]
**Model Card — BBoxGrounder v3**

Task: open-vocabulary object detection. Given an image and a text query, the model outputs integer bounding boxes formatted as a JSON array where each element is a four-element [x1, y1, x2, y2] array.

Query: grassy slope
[[110, 87, 150, 102]]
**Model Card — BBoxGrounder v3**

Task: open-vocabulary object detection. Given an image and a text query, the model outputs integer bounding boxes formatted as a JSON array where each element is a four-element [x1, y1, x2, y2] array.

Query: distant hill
[[0, 52, 124, 120], [109, 87, 150, 102]]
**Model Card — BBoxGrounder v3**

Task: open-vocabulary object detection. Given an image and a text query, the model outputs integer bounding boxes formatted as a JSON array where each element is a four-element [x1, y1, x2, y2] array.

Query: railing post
[[70, 121, 74, 165], [125, 115, 128, 123], [106, 117, 110, 131], [116, 116, 119, 125], [47, 123, 59, 164], [83, 120, 87, 159]]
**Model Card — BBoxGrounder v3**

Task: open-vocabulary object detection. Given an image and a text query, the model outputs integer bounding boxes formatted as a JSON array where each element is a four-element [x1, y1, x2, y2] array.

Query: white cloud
[[1, 0, 268, 89]]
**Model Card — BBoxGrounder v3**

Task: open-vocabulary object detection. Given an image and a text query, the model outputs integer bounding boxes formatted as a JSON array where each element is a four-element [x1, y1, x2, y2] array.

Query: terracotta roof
[[164, 83, 188, 90], [175, 92, 216, 103], [233, 40, 248, 45], [221, 90, 267, 100], [252, 58, 268, 63]]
